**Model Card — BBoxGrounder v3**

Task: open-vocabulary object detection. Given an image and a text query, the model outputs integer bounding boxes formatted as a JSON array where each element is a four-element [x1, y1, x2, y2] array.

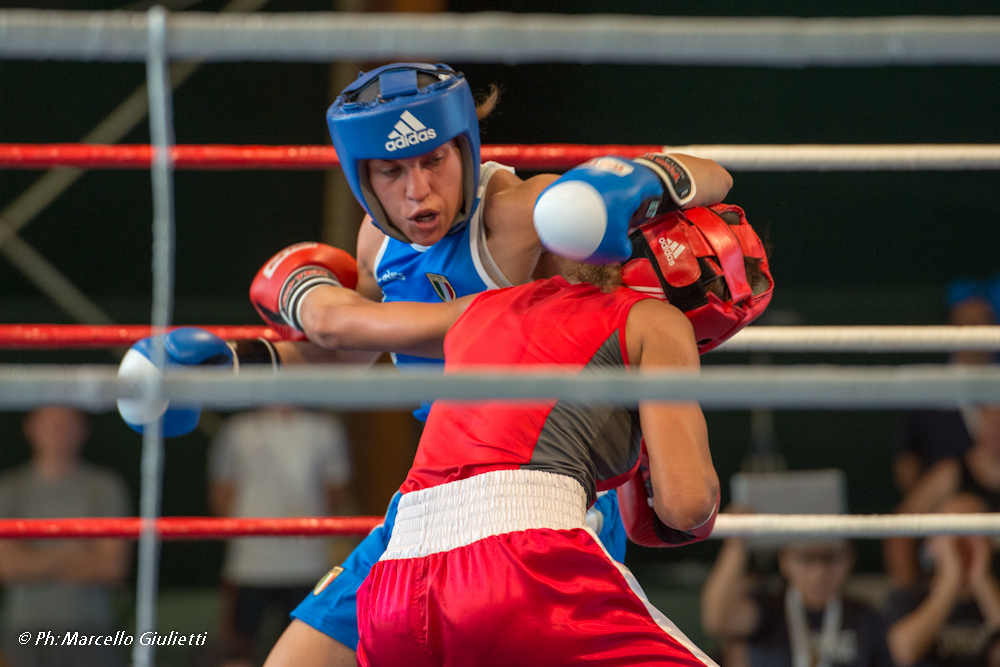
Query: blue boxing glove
[[533, 154, 696, 264], [117, 327, 235, 437]]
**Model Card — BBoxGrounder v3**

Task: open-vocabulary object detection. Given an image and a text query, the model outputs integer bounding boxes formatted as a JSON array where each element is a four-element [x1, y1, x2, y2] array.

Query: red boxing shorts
[[356, 469, 717, 667]]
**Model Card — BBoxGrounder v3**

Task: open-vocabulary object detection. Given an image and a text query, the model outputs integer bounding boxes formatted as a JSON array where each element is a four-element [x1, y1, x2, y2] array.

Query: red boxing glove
[[618, 441, 718, 548], [250, 242, 358, 341]]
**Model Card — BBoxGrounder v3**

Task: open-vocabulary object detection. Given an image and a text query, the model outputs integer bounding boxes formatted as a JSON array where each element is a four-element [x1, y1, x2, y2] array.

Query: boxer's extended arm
[[534, 154, 732, 263], [672, 153, 733, 208], [626, 298, 719, 531], [258, 217, 402, 365], [300, 287, 474, 359], [272, 221, 387, 365], [481, 162, 729, 282], [298, 217, 474, 357], [481, 171, 558, 285], [270, 341, 375, 365]]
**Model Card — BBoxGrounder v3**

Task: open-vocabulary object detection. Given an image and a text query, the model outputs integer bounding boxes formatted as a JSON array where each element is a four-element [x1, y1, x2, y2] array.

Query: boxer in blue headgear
[[328, 62, 481, 244]]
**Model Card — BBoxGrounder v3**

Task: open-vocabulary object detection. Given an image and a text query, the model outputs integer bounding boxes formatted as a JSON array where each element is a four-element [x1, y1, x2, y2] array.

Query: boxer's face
[[367, 141, 464, 246]]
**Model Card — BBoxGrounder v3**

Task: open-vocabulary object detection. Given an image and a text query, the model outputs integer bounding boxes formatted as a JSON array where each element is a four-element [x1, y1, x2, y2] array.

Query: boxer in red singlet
[[356, 270, 720, 666], [262, 205, 771, 666]]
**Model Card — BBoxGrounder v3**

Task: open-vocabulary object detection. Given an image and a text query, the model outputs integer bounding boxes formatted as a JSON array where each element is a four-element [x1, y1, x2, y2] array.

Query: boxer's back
[[401, 276, 651, 501]]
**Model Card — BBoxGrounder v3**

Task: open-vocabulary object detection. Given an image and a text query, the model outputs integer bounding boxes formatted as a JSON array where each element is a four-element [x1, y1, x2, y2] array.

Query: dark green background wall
[[1, 0, 998, 581]]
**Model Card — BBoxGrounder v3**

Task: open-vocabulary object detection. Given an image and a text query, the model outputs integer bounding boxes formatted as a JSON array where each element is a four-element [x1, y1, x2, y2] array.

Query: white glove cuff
[[278, 266, 342, 331]]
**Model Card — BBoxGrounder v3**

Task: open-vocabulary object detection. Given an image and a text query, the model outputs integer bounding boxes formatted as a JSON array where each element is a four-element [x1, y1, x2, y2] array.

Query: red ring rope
[[0, 516, 382, 539], [0, 143, 661, 171], [1, 325, 280, 349]]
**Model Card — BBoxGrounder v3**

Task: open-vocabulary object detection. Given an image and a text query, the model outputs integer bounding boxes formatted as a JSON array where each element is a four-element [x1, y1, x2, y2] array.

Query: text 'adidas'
[[658, 237, 686, 266], [385, 111, 438, 152]]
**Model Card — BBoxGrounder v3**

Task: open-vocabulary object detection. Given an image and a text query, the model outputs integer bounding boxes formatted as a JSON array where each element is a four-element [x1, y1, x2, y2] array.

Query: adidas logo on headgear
[[385, 111, 437, 152], [658, 237, 686, 266]]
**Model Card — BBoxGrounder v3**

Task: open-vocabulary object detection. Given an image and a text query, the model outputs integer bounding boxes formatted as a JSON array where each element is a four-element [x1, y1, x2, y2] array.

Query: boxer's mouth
[[410, 209, 440, 227]]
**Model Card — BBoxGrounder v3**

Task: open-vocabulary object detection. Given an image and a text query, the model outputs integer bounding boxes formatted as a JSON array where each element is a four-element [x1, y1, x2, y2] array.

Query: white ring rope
[[2, 11, 1000, 65], [4, 364, 1000, 411], [712, 514, 1000, 539], [719, 326, 1000, 353], [133, 8, 175, 667], [664, 144, 1000, 171]]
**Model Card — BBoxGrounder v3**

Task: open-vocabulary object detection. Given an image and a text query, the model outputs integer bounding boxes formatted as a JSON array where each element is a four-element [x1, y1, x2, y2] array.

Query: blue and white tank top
[[372, 162, 516, 420]]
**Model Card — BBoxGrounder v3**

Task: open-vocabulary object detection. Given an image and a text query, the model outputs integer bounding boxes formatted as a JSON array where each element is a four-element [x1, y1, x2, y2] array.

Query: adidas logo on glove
[[658, 237, 686, 266], [385, 111, 437, 152]]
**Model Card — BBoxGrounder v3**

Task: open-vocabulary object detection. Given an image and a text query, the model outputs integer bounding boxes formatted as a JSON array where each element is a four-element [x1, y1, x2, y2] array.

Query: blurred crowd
[[0, 406, 353, 667], [701, 277, 1000, 667]]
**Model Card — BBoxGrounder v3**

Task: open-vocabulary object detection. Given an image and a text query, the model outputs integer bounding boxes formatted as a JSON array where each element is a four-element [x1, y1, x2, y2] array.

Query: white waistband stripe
[[382, 469, 587, 560]]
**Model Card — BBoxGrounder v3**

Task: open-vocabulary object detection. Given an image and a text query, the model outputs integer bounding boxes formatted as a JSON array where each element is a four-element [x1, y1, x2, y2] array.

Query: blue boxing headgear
[[327, 63, 481, 244]]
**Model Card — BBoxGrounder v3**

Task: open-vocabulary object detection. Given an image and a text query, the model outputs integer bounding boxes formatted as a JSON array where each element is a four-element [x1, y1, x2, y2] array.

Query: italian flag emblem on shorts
[[313, 566, 344, 596], [426, 273, 457, 302]]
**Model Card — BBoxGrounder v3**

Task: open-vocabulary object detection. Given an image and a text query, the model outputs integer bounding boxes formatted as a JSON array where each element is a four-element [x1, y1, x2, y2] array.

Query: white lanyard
[[785, 587, 843, 667]]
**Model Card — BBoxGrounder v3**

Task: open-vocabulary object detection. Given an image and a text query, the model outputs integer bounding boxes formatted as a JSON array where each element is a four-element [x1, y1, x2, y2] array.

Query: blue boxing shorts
[[291, 488, 624, 650], [291, 492, 402, 650], [592, 489, 626, 563]]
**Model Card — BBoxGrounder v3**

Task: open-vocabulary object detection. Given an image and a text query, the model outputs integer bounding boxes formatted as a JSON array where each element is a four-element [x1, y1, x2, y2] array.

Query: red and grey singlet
[[356, 277, 718, 667], [402, 276, 651, 503]]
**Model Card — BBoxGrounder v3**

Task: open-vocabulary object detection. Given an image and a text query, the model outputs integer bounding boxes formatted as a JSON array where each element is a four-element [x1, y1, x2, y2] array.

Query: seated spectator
[[702, 508, 893, 667], [885, 493, 1000, 667], [0, 407, 131, 667], [208, 407, 352, 665], [893, 280, 996, 496], [886, 407, 1000, 588]]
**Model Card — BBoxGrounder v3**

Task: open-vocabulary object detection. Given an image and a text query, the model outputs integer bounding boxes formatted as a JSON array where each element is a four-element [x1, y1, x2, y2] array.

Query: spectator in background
[[885, 493, 1000, 667], [702, 508, 894, 667], [886, 407, 1000, 588], [208, 407, 352, 665], [0, 407, 131, 667], [893, 280, 996, 496]]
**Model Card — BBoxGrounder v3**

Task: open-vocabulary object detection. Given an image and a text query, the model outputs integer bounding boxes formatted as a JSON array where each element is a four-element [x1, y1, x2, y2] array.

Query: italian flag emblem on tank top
[[426, 273, 457, 302], [313, 566, 344, 596]]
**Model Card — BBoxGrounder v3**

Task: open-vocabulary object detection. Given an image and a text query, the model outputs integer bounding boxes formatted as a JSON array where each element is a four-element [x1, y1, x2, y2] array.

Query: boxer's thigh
[[263, 619, 356, 667]]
